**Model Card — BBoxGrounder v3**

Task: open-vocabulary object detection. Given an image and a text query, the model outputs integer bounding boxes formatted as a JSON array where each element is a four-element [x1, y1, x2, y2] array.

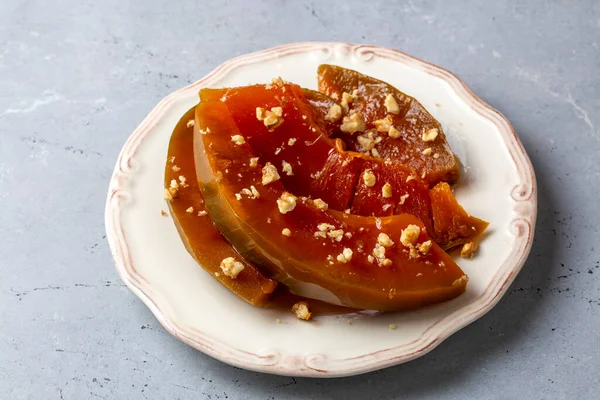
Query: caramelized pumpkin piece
[[430, 182, 489, 250], [316, 64, 459, 186], [200, 83, 485, 249], [193, 100, 468, 311], [164, 107, 277, 306]]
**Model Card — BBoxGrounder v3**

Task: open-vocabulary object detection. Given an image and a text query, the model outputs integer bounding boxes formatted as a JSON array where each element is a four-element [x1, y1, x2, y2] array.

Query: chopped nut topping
[[382, 258, 393, 267], [186, 207, 194, 213], [388, 126, 401, 139], [382, 182, 392, 198], [461, 241, 478, 258], [324, 104, 342, 122], [409, 247, 419, 258], [422, 147, 433, 156], [261, 162, 281, 185], [371, 148, 380, 157], [186, 119, 195, 128], [313, 231, 327, 239], [406, 175, 416, 183], [220, 257, 245, 279], [178, 175, 188, 187], [231, 135, 246, 145], [422, 128, 439, 142], [373, 245, 386, 259], [384, 94, 400, 114], [281, 228, 292, 237], [249, 157, 259, 167], [389, 323, 397, 330], [288, 138, 297, 146], [256, 106, 284, 130], [170, 179, 179, 190], [160, 210, 168, 217], [363, 169, 376, 187], [292, 301, 311, 320], [452, 275, 469, 286], [433, 153, 440, 159], [197, 210, 208, 216], [327, 229, 344, 242], [313, 198, 328, 210], [250, 185, 260, 198], [378, 233, 395, 248], [337, 248, 353, 263], [340, 91, 355, 114], [277, 192, 297, 214], [164, 188, 174, 201], [344, 208, 351, 214], [317, 223, 336, 232], [169, 156, 176, 163], [400, 224, 421, 247], [418, 240, 432, 255], [235, 193, 242, 200], [271, 106, 283, 117], [367, 255, 375, 263], [274, 147, 282, 155], [281, 161, 294, 176], [171, 165, 181, 172], [399, 194, 409, 205], [374, 115, 393, 132], [272, 76, 284, 87], [345, 232, 352, 239], [357, 132, 375, 151], [340, 113, 366, 134], [421, 171, 427, 179]]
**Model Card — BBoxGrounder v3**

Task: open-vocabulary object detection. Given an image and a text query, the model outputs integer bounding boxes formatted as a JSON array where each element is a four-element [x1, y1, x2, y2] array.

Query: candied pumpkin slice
[[193, 100, 468, 311], [317, 64, 459, 185], [164, 107, 277, 306], [430, 182, 489, 250]]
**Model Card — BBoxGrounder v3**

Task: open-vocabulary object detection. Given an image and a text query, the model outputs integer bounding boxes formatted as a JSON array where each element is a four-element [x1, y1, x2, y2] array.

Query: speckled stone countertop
[[1, 1, 599, 399]]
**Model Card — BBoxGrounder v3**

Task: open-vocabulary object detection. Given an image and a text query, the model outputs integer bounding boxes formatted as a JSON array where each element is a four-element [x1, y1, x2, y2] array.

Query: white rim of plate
[[105, 42, 537, 377]]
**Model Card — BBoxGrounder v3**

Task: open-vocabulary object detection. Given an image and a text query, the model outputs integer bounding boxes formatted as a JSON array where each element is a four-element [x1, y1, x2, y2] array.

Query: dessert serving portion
[[164, 65, 488, 318]]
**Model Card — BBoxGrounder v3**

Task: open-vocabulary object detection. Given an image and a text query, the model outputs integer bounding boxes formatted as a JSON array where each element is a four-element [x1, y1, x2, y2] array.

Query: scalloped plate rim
[[105, 41, 537, 377]]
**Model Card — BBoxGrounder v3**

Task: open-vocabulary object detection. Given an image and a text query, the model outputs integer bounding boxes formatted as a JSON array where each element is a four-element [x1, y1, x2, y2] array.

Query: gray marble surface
[[1, 0, 599, 399]]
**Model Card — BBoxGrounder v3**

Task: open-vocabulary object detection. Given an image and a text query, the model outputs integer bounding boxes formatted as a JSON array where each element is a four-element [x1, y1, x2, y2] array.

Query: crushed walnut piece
[[197, 210, 208, 216], [160, 210, 168, 217], [418, 240, 432, 255], [371, 148, 380, 157], [422, 147, 433, 156], [374, 115, 393, 133], [317, 222, 336, 232], [261, 162, 281, 185], [382, 258, 393, 267], [220, 257, 245, 279], [399, 193, 409, 205], [256, 106, 284, 130], [400, 224, 421, 247], [340, 91, 355, 114], [313, 198, 328, 211], [433, 153, 440, 159], [378, 233, 395, 248], [406, 175, 416, 183], [367, 255, 375, 263], [186, 119, 195, 128], [272, 76, 284, 86], [357, 132, 375, 152], [337, 248, 353, 263], [250, 185, 260, 198], [461, 241, 478, 258], [324, 103, 342, 122], [327, 229, 344, 242], [281, 228, 292, 237], [382, 182, 392, 198], [452, 275, 469, 286], [235, 193, 242, 200], [363, 169, 376, 187], [281, 161, 294, 176], [287, 138, 297, 146], [422, 128, 439, 142], [171, 165, 181, 172], [384, 94, 400, 114], [388, 126, 401, 139], [277, 192, 297, 214], [292, 301, 311, 321], [231, 135, 245, 145], [340, 112, 366, 134], [185, 207, 194, 213], [249, 157, 259, 167], [373, 245, 386, 260]]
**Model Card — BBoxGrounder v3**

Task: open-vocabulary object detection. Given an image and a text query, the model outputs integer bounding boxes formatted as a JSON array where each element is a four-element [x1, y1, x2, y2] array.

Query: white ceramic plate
[[105, 42, 536, 377]]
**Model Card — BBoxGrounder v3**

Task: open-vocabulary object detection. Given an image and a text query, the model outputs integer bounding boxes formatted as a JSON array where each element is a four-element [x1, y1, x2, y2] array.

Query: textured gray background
[[1, 0, 599, 399]]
